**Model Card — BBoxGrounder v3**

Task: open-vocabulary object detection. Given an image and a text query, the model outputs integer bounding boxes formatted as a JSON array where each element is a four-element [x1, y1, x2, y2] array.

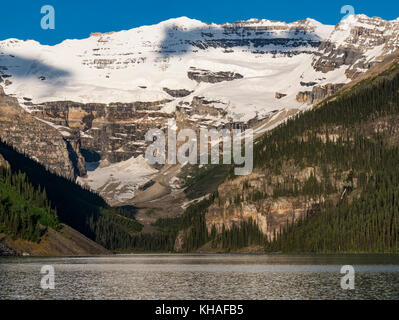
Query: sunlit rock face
[[30, 100, 173, 163], [312, 15, 399, 78], [0, 86, 84, 179], [205, 167, 335, 239]]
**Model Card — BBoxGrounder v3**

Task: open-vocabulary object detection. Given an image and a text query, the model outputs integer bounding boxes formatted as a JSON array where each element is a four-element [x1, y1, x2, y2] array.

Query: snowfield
[[0, 17, 341, 120], [77, 155, 158, 204]]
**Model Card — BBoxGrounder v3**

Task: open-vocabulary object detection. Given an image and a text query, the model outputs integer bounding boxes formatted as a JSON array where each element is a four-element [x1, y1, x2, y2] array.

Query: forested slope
[[147, 61, 399, 253], [0, 158, 60, 243], [0, 142, 142, 251]]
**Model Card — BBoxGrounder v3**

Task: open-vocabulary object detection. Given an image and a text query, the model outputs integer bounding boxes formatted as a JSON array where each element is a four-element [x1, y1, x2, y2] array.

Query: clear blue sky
[[1, 0, 398, 45]]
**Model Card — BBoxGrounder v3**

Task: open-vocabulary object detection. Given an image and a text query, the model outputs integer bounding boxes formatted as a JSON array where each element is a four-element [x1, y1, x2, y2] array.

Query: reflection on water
[[1, 254, 399, 300]]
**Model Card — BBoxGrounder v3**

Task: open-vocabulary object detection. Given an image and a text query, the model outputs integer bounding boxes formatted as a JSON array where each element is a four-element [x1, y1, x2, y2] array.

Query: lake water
[[1, 254, 399, 300]]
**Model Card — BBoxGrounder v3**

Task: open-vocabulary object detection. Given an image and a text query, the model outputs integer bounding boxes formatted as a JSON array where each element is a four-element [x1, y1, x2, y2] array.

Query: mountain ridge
[[2, 14, 397, 108]]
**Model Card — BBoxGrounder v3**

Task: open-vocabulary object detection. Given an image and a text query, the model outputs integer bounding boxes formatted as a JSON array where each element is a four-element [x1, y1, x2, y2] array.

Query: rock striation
[[30, 100, 174, 163], [312, 15, 399, 79], [0, 86, 85, 179], [205, 169, 323, 239], [188, 67, 244, 83], [296, 83, 345, 104]]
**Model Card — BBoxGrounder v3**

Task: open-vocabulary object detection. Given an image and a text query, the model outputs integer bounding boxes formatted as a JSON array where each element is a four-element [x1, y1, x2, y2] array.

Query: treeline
[[150, 193, 264, 252], [152, 193, 217, 252], [97, 193, 217, 252], [211, 218, 266, 250], [254, 66, 399, 171], [0, 167, 60, 242], [150, 198, 265, 252]]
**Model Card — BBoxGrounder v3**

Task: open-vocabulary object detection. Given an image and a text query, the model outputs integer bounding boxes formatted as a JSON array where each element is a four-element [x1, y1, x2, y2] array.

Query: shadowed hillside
[[0, 141, 143, 251]]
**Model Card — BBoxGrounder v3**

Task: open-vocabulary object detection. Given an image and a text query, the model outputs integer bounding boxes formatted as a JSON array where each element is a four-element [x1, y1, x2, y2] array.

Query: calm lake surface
[[1, 254, 399, 300]]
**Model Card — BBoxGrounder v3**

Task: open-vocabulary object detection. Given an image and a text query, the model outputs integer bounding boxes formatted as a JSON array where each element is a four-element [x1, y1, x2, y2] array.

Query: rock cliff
[[0, 86, 85, 179], [296, 83, 345, 104]]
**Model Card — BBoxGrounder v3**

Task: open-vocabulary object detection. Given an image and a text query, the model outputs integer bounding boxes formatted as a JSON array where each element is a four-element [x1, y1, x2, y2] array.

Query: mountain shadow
[[0, 52, 70, 85]]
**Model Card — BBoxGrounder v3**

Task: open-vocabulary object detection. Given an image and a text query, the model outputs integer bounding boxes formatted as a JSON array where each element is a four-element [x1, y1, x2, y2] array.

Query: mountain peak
[[158, 16, 207, 28]]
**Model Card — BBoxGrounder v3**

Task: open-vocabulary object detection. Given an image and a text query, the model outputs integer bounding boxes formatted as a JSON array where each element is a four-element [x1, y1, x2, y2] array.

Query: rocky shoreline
[[0, 240, 19, 257]]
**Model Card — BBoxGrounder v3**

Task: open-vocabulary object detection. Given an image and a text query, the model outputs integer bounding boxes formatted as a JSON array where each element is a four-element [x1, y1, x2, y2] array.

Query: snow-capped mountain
[[1, 15, 396, 120], [313, 15, 399, 77], [0, 14, 398, 203]]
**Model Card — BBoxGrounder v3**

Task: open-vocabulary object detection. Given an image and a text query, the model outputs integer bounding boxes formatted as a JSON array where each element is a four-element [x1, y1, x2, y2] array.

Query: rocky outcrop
[[300, 81, 318, 87], [29, 94, 236, 165], [206, 197, 318, 239], [64, 129, 87, 176], [0, 240, 19, 256], [0, 153, 9, 169], [176, 96, 228, 119], [296, 83, 345, 104], [205, 165, 342, 239], [188, 67, 243, 83], [275, 92, 287, 99], [296, 91, 314, 105], [312, 46, 364, 75], [173, 230, 186, 252], [163, 87, 193, 98], [0, 86, 84, 179], [205, 174, 293, 239], [312, 15, 399, 79]]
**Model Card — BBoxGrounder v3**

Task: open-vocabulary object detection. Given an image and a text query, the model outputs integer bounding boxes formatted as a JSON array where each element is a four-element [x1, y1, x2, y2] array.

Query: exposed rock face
[[31, 100, 174, 163], [300, 81, 318, 87], [359, 114, 399, 140], [205, 165, 342, 239], [0, 86, 84, 179], [275, 92, 287, 99], [173, 230, 186, 252], [64, 129, 87, 176], [181, 18, 324, 56], [296, 83, 345, 104], [30, 95, 235, 166], [206, 197, 317, 239], [163, 87, 193, 97], [296, 91, 313, 105], [0, 153, 9, 168], [188, 67, 244, 83], [176, 96, 228, 119], [312, 15, 399, 79]]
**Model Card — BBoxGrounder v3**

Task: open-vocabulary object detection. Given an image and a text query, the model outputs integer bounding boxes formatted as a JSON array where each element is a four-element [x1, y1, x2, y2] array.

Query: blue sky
[[1, 0, 398, 45]]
